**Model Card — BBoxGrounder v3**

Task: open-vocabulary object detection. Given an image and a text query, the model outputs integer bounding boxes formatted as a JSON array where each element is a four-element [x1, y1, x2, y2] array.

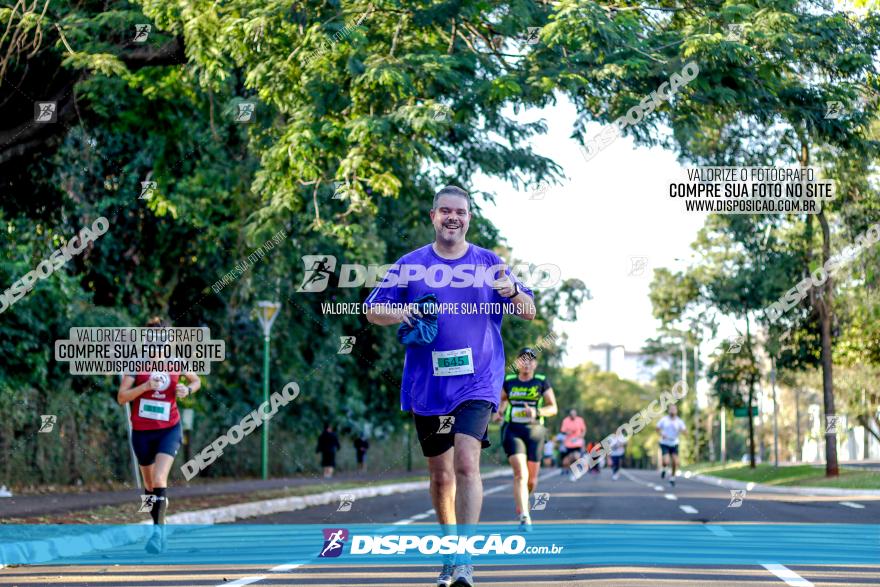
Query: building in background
[[587, 343, 664, 384]]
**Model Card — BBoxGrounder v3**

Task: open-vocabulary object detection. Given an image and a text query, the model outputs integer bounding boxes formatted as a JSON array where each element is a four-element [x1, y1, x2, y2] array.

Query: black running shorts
[[501, 422, 545, 461], [412, 400, 493, 458], [131, 422, 183, 466]]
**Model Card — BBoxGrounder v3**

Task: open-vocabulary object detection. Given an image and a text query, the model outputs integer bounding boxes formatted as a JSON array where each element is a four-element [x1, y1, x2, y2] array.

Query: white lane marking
[[394, 507, 436, 525], [620, 469, 658, 489], [704, 525, 733, 537], [270, 563, 303, 572], [653, 485, 664, 491], [761, 563, 814, 586], [217, 577, 265, 587], [395, 469, 557, 526], [484, 484, 508, 496], [664, 493, 678, 501], [679, 505, 698, 514], [393, 469, 555, 526], [840, 501, 865, 509]]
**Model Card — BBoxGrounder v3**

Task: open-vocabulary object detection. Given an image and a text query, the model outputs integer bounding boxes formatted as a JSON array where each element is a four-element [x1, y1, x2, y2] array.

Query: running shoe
[[144, 526, 166, 554], [660, 469, 666, 479], [670, 478, 676, 487], [518, 514, 533, 532], [437, 562, 455, 586], [612, 473, 619, 481], [452, 564, 475, 586]]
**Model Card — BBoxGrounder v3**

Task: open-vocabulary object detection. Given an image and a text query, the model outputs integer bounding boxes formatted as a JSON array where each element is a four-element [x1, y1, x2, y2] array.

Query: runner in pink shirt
[[560, 408, 586, 481]]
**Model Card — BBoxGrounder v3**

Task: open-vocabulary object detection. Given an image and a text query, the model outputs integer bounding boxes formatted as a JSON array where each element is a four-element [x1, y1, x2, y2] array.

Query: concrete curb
[[690, 472, 880, 497], [0, 468, 511, 567], [0, 524, 152, 567], [166, 468, 510, 524]]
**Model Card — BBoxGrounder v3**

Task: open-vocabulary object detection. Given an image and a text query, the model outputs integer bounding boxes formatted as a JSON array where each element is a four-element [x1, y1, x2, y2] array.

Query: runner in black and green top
[[493, 348, 557, 531]]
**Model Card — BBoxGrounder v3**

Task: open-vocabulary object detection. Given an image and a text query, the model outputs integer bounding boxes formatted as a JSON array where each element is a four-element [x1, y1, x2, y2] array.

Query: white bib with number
[[139, 398, 171, 421], [432, 348, 474, 376], [511, 404, 532, 424]]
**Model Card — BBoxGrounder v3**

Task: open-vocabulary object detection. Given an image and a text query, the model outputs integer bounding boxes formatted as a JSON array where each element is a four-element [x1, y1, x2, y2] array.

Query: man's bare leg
[[453, 433, 483, 526], [427, 449, 456, 531]]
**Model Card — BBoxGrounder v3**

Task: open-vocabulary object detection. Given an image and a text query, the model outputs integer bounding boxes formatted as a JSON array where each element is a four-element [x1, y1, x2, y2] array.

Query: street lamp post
[[256, 301, 281, 480], [771, 357, 779, 467], [693, 343, 700, 463], [589, 343, 625, 372]]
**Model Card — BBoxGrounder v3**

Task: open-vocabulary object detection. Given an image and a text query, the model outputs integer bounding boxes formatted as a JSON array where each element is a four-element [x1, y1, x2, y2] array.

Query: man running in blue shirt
[[366, 185, 535, 587]]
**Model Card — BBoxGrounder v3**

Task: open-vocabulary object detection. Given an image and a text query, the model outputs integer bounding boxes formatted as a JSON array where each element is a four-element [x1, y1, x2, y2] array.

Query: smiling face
[[430, 193, 470, 246]]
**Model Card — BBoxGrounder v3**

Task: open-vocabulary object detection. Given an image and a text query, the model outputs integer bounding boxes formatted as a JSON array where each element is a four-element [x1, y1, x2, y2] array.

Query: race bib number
[[139, 399, 171, 421], [432, 348, 474, 376], [511, 405, 532, 424]]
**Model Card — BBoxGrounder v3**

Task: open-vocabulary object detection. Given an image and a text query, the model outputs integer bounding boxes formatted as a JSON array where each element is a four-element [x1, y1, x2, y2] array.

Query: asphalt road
[[2, 467, 879, 586]]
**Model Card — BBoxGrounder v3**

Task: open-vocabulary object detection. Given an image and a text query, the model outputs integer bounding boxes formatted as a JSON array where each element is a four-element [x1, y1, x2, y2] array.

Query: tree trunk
[[800, 138, 838, 478], [747, 385, 756, 468], [745, 314, 756, 468], [816, 211, 839, 477]]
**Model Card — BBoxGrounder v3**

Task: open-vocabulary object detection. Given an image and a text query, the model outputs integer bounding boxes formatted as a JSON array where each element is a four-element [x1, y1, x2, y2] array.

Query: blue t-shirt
[[364, 243, 532, 416]]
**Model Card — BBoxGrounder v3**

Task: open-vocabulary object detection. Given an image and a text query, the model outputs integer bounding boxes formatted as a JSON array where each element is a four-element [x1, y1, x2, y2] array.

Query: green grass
[[686, 463, 880, 489]]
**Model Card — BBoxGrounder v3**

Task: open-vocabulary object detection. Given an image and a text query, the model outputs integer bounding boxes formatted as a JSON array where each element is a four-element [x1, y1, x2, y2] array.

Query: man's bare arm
[[365, 304, 418, 326]]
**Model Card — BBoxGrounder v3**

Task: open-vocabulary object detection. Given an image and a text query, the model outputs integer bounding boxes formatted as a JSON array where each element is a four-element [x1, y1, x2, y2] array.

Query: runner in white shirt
[[608, 432, 627, 481], [656, 404, 686, 487], [542, 439, 555, 468]]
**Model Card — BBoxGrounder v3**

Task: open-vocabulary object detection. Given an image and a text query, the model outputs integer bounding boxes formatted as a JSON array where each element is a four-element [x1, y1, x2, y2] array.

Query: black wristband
[[505, 281, 519, 299]]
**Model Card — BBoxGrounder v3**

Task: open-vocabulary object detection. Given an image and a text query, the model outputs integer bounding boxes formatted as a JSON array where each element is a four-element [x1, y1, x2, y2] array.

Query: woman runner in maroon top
[[116, 317, 201, 553]]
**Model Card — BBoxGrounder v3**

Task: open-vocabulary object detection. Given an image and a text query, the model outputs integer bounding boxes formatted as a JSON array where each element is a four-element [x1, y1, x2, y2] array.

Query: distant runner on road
[[560, 408, 586, 481], [365, 185, 535, 587], [609, 431, 627, 481], [657, 404, 687, 487], [493, 347, 557, 531]]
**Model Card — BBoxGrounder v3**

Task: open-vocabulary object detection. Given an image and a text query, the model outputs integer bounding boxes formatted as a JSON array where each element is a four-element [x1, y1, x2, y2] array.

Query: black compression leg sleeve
[[151, 487, 167, 525]]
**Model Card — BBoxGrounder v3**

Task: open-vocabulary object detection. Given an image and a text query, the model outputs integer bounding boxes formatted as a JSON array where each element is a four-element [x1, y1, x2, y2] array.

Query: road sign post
[[734, 406, 758, 418]]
